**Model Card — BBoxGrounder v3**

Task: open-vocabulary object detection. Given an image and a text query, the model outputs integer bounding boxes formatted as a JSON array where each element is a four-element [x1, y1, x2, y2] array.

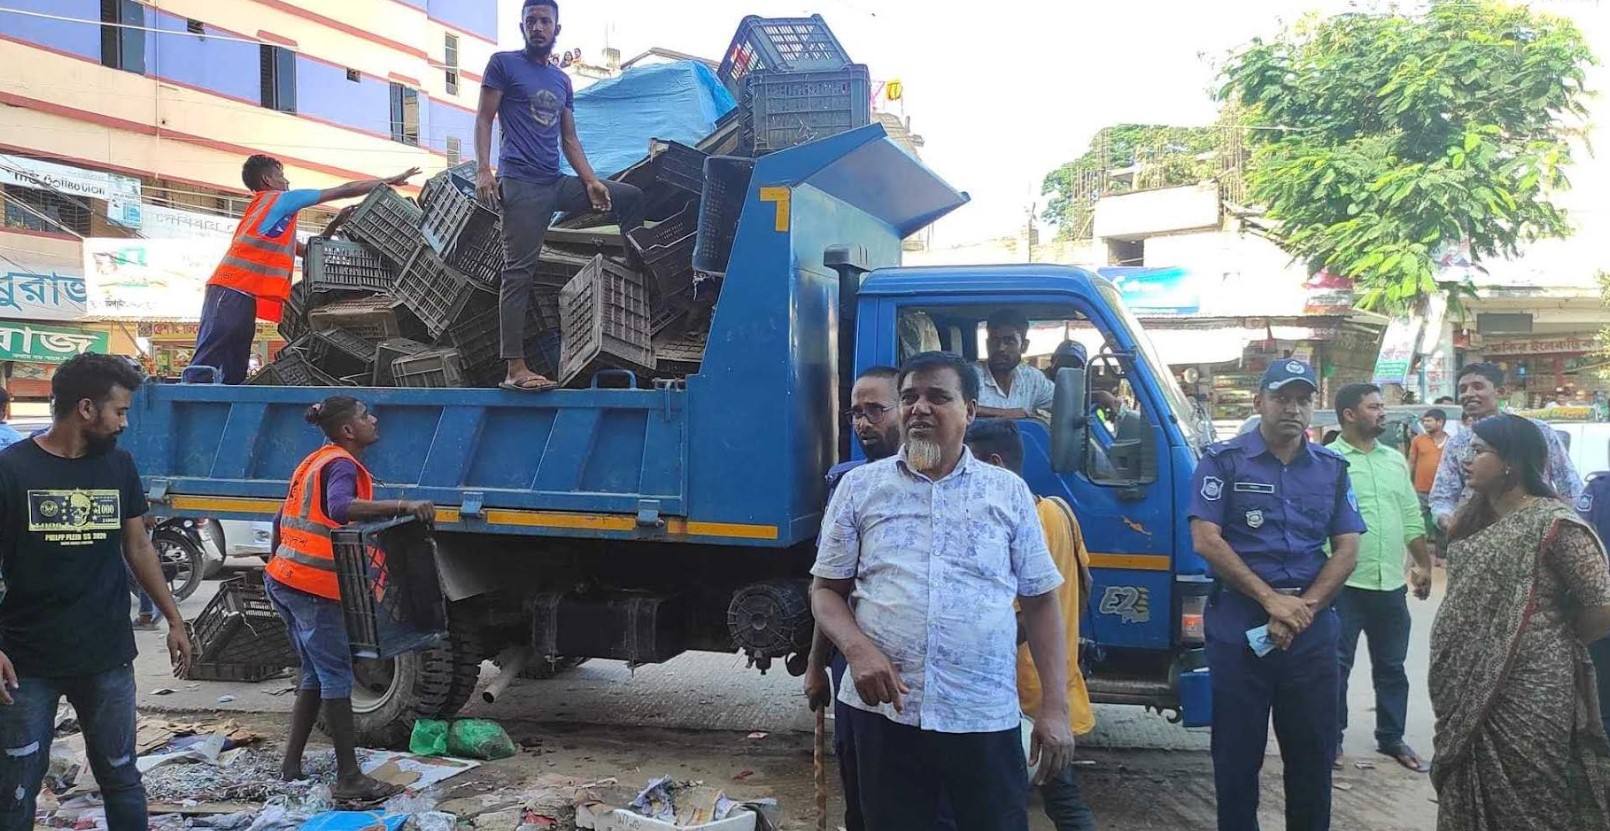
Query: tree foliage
[[1220, 0, 1594, 311], [1040, 124, 1218, 239]]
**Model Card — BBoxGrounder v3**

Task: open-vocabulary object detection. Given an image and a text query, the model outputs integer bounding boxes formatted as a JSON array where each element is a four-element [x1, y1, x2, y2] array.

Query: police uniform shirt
[[1188, 428, 1367, 589]]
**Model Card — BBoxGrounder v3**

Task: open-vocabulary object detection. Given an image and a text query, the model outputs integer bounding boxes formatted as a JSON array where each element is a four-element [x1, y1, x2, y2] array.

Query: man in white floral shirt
[[811, 351, 1076, 831]]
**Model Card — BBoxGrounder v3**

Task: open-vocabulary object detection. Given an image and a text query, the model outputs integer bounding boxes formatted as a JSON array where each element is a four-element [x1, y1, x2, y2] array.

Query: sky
[[495, 0, 1607, 248]]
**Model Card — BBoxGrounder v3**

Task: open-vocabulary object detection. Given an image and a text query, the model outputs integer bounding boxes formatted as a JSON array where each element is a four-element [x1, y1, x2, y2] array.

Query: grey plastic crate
[[743, 65, 872, 154], [305, 237, 394, 294], [627, 204, 698, 301], [255, 345, 342, 387], [372, 338, 430, 386], [718, 14, 852, 97], [308, 296, 401, 341], [392, 348, 466, 388], [421, 181, 501, 286], [345, 186, 423, 267], [558, 255, 655, 387], [396, 246, 484, 339]]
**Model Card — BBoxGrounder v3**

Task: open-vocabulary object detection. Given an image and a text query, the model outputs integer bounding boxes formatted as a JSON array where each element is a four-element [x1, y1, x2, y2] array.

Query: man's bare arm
[[1192, 519, 1315, 632], [1021, 590, 1075, 784], [977, 406, 1033, 420], [810, 577, 905, 711]]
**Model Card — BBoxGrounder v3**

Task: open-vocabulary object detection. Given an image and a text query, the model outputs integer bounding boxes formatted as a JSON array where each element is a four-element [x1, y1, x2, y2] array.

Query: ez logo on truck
[[1099, 586, 1151, 624]]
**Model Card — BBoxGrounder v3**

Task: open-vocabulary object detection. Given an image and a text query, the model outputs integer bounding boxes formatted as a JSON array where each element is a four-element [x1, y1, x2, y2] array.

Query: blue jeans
[[0, 665, 145, 831], [1336, 586, 1411, 752], [264, 573, 355, 699], [1040, 763, 1098, 831]]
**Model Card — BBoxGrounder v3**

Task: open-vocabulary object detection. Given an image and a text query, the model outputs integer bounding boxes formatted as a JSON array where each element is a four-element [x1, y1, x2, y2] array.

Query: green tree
[[1040, 124, 1218, 239], [1220, 0, 1594, 311]]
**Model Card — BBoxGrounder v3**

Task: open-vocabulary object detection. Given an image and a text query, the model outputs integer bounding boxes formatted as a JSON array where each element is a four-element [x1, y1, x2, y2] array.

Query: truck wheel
[[333, 618, 485, 748]]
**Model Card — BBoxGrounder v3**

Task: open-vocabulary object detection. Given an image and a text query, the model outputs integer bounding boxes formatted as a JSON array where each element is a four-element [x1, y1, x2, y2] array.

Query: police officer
[[1188, 360, 1366, 831]]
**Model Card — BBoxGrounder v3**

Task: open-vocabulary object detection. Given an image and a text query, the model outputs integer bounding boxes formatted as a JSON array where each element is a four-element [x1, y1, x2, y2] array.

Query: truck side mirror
[[1050, 367, 1088, 474]]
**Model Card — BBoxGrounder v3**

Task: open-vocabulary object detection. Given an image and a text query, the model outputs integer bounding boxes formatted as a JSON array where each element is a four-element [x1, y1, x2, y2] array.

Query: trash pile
[[252, 14, 867, 391]]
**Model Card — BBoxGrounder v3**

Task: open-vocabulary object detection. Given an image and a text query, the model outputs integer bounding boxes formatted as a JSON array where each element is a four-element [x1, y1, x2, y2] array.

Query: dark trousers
[[186, 284, 259, 384], [1206, 590, 1338, 831], [1040, 764, 1098, 831], [0, 665, 145, 831], [846, 706, 1029, 831], [829, 655, 865, 831], [1335, 586, 1411, 752], [497, 176, 646, 360]]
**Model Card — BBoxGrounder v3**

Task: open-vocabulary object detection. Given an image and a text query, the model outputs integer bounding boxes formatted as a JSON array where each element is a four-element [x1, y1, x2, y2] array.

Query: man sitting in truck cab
[[975, 310, 1055, 423]]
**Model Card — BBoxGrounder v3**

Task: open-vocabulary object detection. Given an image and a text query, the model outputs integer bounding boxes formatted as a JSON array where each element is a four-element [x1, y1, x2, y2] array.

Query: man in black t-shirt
[[0, 354, 193, 831]]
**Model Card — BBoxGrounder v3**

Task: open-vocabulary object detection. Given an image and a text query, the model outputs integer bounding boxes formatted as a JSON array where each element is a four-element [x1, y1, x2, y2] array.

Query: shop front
[[1476, 333, 1607, 412], [0, 320, 110, 408], [140, 321, 285, 380]]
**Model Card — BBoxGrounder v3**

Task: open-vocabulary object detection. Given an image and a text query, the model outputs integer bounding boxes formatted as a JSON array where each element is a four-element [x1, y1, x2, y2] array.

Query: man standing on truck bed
[[267, 396, 435, 803], [975, 310, 1055, 421], [811, 351, 1076, 831], [1331, 384, 1433, 774], [188, 155, 418, 384], [804, 365, 901, 831], [0, 354, 193, 831], [1188, 359, 1365, 831], [475, 0, 647, 393]]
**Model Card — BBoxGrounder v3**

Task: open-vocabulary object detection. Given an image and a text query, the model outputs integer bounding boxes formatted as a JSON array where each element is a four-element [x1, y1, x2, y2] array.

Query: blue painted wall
[[149, 13, 260, 103], [7, 0, 100, 60], [425, 100, 476, 157], [294, 56, 391, 136], [428, 0, 498, 43], [395, 0, 427, 7]]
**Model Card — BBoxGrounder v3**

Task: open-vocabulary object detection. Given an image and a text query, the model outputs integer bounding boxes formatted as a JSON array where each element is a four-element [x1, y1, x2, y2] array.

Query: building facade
[[0, 0, 498, 403]]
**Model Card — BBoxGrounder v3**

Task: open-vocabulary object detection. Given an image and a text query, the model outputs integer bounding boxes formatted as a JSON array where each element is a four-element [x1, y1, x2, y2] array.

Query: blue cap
[[1261, 359, 1319, 392]]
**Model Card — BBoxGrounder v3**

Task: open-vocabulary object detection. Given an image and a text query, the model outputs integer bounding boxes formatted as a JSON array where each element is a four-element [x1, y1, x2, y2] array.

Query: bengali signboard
[[82, 238, 230, 320], [0, 154, 142, 229], [0, 321, 108, 364], [1481, 335, 1597, 357], [1371, 317, 1423, 386], [0, 267, 88, 322]]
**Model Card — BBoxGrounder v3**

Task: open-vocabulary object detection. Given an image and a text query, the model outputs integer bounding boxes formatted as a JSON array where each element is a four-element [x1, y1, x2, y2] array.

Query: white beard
[[905, 436, 944, 473]]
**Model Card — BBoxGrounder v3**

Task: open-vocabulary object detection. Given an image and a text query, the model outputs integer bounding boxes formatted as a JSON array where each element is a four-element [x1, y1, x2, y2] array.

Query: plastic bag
[[409, 719, 450, 757], [446, 720, 516, 761], [302, 812, 408, 831]]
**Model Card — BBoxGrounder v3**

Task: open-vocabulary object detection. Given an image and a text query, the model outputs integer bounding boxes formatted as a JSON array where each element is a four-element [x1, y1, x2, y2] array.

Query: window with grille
[[390, 83, 420, 146], [260, 45, 297, 113], [100, 0, 146, 74], [446, 137, 462, 165], [444, 34, 460, 96], [185, 19, 204, 35], [2, 185, 92, 236]]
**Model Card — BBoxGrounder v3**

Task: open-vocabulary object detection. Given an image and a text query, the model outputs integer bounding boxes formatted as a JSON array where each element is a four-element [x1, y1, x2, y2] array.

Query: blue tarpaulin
[[562, 61, 737, 179]]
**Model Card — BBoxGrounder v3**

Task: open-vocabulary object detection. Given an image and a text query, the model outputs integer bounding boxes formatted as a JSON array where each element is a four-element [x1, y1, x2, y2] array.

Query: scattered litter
[[407, 812, 457, 831], [139, 733, 227, 773], [218, 695, 237, 704], [302, 811, 409, 831], [448, 720, 517, 761], [730, 770, 753, 782], [744, 733, 767, 741], [151, 688, 176, 696], [55, 703, 79, 735], [147, 802, 263, 817], [1333, 782, 1354, 792], [1353, 761, 1376, 770], [47, 743, 83, 793], [410, 720, 449, 758]]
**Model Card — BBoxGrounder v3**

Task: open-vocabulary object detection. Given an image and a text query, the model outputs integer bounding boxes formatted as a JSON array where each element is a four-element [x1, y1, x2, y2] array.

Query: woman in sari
[[1430, 414, 1610, 830]]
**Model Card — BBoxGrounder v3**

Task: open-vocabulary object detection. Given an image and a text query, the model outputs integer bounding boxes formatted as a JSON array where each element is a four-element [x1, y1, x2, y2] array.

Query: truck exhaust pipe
[[482, 647, 533, 704]]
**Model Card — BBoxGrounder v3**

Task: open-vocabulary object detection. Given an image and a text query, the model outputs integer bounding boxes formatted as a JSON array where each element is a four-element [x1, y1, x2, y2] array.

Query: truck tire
[[332, 617, 485, 748]]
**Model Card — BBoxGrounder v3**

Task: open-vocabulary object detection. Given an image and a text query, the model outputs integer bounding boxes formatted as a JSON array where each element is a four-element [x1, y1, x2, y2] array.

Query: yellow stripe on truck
[[162, 496, 778, 540], [1087, 553, 1172, 572]]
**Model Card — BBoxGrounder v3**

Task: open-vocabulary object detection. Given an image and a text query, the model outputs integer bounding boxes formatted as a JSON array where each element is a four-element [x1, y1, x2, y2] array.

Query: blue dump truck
[[123, 125, 1212, 744]]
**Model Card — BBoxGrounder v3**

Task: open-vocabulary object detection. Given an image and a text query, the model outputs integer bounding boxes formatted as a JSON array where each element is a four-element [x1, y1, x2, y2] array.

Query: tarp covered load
[[564, 62, 738, 179]]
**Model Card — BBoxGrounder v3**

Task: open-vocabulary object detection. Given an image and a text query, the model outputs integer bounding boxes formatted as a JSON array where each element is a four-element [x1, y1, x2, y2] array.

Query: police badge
[[1245, 509, 1265, 529]]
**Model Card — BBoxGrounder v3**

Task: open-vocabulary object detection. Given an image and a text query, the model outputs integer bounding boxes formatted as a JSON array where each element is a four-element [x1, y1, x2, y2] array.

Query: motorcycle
[[147, 517, 208, 603]]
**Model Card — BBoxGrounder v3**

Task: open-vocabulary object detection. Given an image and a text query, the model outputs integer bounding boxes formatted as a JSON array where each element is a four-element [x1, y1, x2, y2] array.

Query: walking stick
[[814, 705, 828, 831]]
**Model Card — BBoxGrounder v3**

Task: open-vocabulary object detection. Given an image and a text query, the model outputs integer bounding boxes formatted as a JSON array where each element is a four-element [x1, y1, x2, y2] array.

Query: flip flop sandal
[[499, 377, 559, 393], [1380, 746, 1430, 773], [331, 779, 404, 805]]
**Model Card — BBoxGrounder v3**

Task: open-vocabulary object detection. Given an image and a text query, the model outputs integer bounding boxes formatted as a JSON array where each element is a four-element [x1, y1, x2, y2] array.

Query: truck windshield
[[1097, 282, 1205, 450]]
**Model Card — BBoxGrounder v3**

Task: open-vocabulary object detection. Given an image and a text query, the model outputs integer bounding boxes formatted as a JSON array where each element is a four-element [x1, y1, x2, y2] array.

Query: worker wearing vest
[[187, 155, 419, 385], [264, 395, 434, 803]]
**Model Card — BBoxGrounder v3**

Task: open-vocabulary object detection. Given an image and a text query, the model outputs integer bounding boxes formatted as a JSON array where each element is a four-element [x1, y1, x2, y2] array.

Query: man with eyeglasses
[[976, 310, 1054, 422], [805, 365, 900, 831]]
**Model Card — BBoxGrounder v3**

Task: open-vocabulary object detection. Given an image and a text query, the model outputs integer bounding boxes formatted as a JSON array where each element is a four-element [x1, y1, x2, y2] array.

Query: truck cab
[[845, 266, 1212, 724]]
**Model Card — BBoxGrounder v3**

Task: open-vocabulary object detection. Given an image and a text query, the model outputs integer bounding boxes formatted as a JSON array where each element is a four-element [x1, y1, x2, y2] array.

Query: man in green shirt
[[1332, 383, 1433, 774]]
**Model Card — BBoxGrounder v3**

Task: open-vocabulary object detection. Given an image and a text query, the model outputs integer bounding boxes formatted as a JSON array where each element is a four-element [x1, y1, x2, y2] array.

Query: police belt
[[1213, 581, 1306, 599]]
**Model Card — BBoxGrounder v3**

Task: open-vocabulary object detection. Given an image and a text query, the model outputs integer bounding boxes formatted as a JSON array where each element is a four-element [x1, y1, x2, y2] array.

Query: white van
[[1550, 423, 1610, 479]]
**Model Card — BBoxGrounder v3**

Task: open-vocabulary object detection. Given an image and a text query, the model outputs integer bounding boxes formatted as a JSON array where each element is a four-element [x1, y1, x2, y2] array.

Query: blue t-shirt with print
[[482, 51, 573, 185]]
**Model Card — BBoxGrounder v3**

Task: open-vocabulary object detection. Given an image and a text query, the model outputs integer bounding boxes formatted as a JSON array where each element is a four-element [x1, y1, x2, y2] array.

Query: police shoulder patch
[[1201, 476, 1225, 501], [1580, 490, 1595, 513]]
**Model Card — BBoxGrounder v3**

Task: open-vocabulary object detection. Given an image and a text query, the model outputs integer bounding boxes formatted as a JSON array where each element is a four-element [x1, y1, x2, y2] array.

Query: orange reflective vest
[[267, 445, 373, 600], [206, 190, 299, 323]]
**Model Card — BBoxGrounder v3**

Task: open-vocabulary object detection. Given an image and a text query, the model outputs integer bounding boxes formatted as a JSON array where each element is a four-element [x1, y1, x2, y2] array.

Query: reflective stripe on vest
[[267, 445, 373, 600], [207, 191, 298, 323]]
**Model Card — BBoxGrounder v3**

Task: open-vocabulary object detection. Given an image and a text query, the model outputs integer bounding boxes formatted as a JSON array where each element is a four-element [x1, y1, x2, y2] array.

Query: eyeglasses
[[844, 404, 892, 425]]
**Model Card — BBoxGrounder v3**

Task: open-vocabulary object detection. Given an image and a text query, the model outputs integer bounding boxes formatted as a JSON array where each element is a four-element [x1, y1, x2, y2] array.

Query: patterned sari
[[1430, 499, 1610, 830]]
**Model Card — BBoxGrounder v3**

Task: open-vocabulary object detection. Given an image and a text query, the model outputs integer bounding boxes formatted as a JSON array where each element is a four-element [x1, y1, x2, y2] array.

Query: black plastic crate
[[718, 14, 852, 97], [305, 237, 394, 294], [185, 662, 287, 683], [421, 182, 500, 265], [698, 108, 747, 158], [332, 518, 447, 660], [558, 255, 655, 387], [393, 348, 466, 388], [445, 221, 504, 287], [307, 327, 379, 379], [654, 330, 706, 377], [744, 65, 872, 154], [387, 298, 432, 343], [651, 141, 708, 196], [309, 296, 401, 341], [440, 304, 503, 387], [531, 287, 563, 335], [280, 281, 312, 343], [261, 346, 342, 387], [345, 186, 423, 267], [420, 161, 478, 212], [628, 204, 698, 300], [373, 338, 430, 386], [188, 574, 297, 668], [692, 157, 755, 276], [396, 246, 484, 339]]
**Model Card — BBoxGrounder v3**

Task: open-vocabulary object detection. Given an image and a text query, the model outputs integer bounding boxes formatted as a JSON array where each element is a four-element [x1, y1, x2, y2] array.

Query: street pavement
[[132, 564, 1444, 827]]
